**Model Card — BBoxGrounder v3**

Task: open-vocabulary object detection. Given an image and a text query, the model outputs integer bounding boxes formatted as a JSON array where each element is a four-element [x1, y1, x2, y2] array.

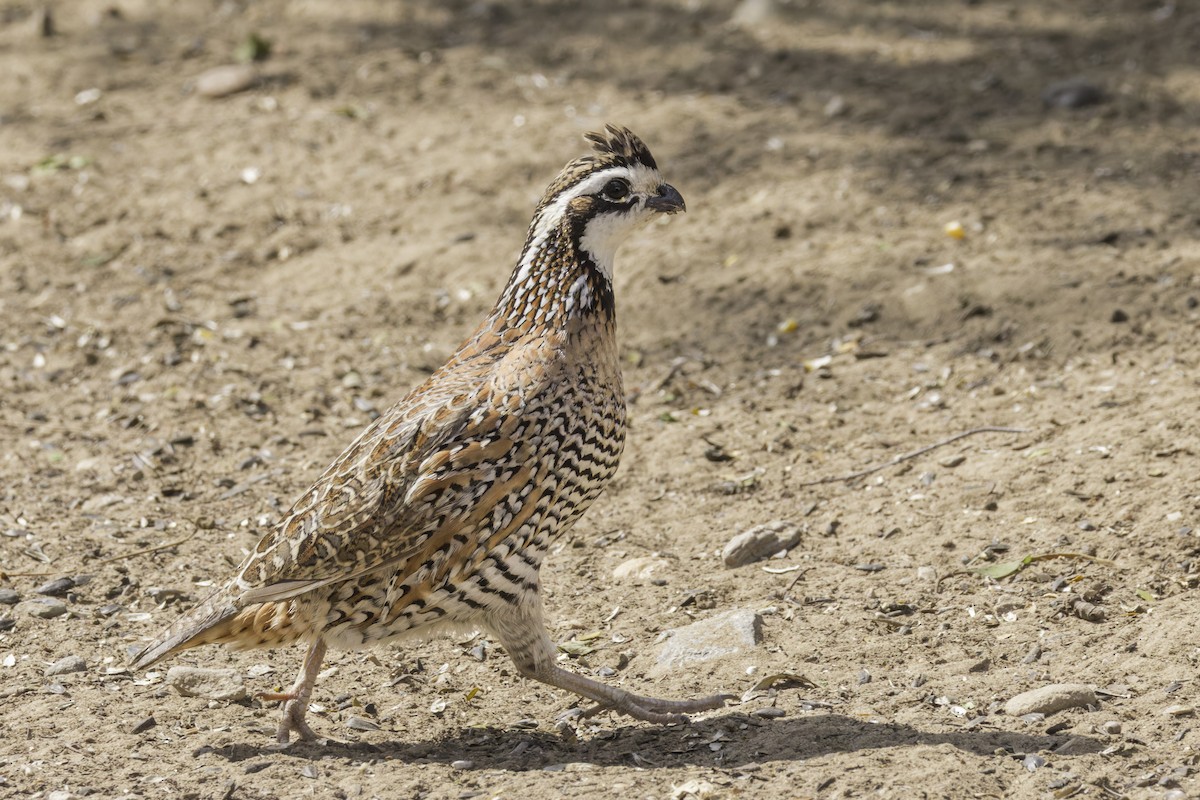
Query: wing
[[228, 346, 556, 608]]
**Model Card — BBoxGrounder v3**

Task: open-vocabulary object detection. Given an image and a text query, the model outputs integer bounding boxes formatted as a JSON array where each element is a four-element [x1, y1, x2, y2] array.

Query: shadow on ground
[[206, 712, 1101, 770]]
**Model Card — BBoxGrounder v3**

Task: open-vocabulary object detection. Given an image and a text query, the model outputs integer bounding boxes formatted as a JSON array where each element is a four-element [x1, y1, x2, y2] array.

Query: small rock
[[939, 455, 966, 468], [1022, 753, 1046, 772], [1004, 684, 1097, 717], [47, 791, 74, 800], [653, 608, 762, 677], [44, 655, 87, 676], [1102, 720, 1122, 734], [1111, 309, 1129, 323], [612, 556, 671, 583], [129, 715, 157, 734], [752, 707, 786, 719], [916, 566, 937, 582], [823, 95, 847, 118], [195, 64, 257, 98], [0, 588, 19, 605], [672, 779, 718, 800], [722, 520, 801, 568], [729, 0, 778, 28], [36, 577, 76, 597], [0, 618, 14, 632], [1077, 520, 1096, 531], [1042, 78, 1105, 109], [17, 598, 67, 619], [450, 760, 474, 770], [1163, 704, 1194, 717], [166, 666, 247, 701], [80, 493, 125, 513], [345, 716, 380, 731]]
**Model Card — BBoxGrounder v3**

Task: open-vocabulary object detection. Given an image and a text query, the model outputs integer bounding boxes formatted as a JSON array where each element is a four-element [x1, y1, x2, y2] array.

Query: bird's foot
[[278, 697, 323, 743], [257, 690, 324, 744]]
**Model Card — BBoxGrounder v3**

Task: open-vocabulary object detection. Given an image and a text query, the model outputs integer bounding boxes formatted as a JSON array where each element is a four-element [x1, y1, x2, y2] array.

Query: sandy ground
[[1, 1, 1199, 798]]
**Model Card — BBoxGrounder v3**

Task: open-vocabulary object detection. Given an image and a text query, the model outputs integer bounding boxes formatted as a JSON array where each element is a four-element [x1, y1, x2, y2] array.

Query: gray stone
[[1004, 684, 1097, 717], [44, 655, 87, 676], [722, 521, 801, 568], [17, 598, 67, 619], [0, 588, 19, 605], [166, 666, 247, 701], [1042, 78, 1105, 109], [653, 609, 762, 677], [35, 577, 75, 597]]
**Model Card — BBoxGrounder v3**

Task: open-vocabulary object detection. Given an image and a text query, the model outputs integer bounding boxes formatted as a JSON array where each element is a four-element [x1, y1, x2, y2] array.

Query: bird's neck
[[490, 223, 616, 333]]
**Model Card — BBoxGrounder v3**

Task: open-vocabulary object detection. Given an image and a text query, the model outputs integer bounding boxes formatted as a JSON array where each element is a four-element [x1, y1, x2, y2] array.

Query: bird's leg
[[542, 662, 732, 723], [258, 637, 328, 743], [489, 605, 730, 725]]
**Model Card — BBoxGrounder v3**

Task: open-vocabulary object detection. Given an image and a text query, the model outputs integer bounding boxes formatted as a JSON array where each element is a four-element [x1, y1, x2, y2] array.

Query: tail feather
[[129, 587, 241, 670]]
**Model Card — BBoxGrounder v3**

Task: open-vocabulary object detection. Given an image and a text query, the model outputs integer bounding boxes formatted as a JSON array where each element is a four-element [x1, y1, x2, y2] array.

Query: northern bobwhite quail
[[131, 125, 729, 742]]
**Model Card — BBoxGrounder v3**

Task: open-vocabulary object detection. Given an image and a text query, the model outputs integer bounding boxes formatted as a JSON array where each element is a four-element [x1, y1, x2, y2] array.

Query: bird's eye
[[601, 178, 631, 200]]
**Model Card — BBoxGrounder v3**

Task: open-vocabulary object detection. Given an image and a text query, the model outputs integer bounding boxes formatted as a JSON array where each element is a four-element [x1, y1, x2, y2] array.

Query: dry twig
[[796, 426, 1029, 488], [0, 520, 206, 581]]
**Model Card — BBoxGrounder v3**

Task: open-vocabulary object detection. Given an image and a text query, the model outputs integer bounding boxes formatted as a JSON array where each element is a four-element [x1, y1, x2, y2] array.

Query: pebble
[[612, 556, 671, 583], [916, 566, 937, 582], [752, 707, 786, 719], [721, 520, 801, 568], [345, 716, 380, 731], [653, 608, 762, 677], [1042, 77, 1105, 109], [938, 455, 966, 468], [1005, 684, 1097, 717], [1102, 720, 1122, 734], [44, 655, 87, 676], [195, 64, 257, 98], [166, 666, 247, 701], [0, 618, 13, 632], [729, 0, 778, 28], [1022, 754, 1046, 772], [35, 577, 75, 597], [1077, 520, 1096, 531], [17, 598, 67, 619], [0, 588, 19, 605], [47, 791, 74, 800], [450, 760, 474, 770], [823, 95, 847, 118], [1163, 704, 1194, 717], [129, 715, 157, 734]]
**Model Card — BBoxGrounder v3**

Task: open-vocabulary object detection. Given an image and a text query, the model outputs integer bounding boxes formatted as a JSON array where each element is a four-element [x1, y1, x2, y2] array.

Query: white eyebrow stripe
[[510, 164, 658, 287]]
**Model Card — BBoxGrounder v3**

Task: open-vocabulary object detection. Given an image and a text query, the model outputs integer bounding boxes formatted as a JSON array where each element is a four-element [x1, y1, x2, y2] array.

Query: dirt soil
[[2, 1, 1199, 798]]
